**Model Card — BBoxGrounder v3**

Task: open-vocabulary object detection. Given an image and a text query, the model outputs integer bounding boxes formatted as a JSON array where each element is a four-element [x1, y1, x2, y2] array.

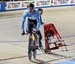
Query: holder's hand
[[41, 22, 44, 25]]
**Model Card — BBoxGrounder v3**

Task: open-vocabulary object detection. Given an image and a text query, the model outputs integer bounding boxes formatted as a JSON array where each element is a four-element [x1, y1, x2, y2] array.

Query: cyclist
[[21, 3, 40, 61]]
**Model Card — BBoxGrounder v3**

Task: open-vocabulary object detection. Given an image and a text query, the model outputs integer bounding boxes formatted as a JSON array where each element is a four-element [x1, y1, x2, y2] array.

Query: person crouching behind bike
[[21, 3, 40, 61]]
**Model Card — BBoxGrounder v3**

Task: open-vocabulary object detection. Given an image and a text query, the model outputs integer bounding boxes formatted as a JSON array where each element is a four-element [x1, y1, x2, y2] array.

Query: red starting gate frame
[[43, 23, 67, 52]]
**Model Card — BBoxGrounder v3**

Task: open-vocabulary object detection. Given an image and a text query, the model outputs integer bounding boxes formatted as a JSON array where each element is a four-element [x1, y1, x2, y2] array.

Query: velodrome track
[[0, 6, 75, 64]]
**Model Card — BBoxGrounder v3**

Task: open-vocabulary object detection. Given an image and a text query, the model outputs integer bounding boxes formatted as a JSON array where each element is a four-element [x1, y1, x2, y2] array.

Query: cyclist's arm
[[21, 11, 28, 31], [36, 12, 40, 30]]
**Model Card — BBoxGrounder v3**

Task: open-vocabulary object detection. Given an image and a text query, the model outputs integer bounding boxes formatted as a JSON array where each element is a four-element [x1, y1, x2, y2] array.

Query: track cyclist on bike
[[21, 3, 40, 61]]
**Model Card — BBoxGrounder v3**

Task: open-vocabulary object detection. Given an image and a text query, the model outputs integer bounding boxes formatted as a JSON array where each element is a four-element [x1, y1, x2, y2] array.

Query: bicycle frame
[[28, 31, 38, 61]]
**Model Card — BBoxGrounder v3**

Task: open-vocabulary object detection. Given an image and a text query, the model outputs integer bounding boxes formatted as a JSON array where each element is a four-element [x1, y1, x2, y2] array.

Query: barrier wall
[[0, 0, 75, 12], [0, 2, 6, 12]]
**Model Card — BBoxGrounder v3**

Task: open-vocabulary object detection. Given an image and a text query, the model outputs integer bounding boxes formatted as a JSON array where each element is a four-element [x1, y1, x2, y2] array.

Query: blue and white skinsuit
[[21, 9, 40, 32]]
